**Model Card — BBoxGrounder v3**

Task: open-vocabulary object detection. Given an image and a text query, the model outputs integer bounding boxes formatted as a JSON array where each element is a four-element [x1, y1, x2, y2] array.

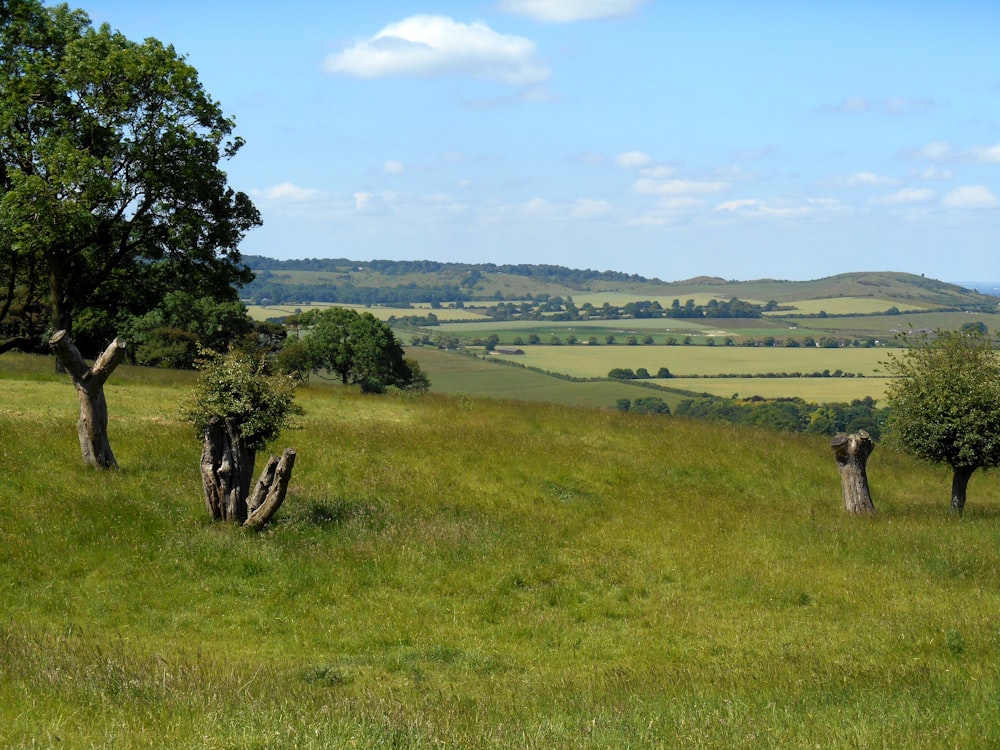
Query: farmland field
[[486, 344, 889, 379], [767, 297, 929, 315], [667, 377, 891, 402]]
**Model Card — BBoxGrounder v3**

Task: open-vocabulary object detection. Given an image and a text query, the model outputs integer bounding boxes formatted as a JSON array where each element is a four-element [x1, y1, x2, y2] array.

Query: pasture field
[[406, 346, 692, 410], [2, 353, 999, 748], [486, 344, 890, 380], [767, 297, 929, 315]]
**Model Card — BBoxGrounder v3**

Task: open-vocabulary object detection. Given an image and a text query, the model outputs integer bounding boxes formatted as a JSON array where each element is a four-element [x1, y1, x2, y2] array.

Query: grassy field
[[2, 353, 999, 748], [4, 353, 1000, 747]]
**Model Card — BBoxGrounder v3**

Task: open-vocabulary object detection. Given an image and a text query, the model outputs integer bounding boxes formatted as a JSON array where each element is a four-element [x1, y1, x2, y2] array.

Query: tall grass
[[1, 353, 998, 748]]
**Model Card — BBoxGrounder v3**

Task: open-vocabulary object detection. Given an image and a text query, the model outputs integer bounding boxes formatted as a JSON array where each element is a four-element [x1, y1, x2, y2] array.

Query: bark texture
[[950, 465, 977, 516], [245, 449, 297, 529], [200, 418, 296, 527], [49, 330, 126, 469], [830, 430, 876, 515]]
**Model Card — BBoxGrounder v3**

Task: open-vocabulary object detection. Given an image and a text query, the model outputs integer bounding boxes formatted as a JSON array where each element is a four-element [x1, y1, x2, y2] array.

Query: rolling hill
[[242, 256, 999, 311]]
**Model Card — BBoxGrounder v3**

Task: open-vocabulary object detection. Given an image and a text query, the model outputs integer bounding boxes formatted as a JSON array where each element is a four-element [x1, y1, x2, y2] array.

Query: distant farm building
[[494, 346, 526, 355]]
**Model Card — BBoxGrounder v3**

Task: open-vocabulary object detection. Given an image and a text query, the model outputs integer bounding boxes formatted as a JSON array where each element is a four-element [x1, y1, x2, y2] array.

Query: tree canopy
[[883, 329, 1000, 514], [299, 307, 419, 392], [0, 0, 259, 355]]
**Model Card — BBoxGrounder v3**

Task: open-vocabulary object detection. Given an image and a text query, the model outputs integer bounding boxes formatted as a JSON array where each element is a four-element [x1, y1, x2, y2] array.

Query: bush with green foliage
[[181, 348, 301, 454]]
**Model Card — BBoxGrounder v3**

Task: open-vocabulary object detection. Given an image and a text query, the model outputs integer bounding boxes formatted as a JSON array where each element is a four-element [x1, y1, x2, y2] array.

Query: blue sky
[[76, 0, 999, 282]]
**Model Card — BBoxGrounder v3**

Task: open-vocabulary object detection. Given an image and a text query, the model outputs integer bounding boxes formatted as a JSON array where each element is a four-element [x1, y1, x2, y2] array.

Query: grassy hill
[[2, 353, 1000, 748], [243, 257, 1000, 311]]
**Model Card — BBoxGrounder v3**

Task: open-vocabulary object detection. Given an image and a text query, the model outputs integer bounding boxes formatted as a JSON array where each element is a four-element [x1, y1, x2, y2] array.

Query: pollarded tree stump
[[200, 416, 296, 527], [830, 430, 876, 515], [49, 330, 127, 469]]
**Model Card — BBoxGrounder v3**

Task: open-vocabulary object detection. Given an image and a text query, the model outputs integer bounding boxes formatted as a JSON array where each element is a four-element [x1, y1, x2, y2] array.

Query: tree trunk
[[950, 465, 977, 516], [830, 430, 876, 515], [200, 417, 256, 522], [244, 449, 297, 529], [199, 419, 296, 526], [49, 330, 126, 469]]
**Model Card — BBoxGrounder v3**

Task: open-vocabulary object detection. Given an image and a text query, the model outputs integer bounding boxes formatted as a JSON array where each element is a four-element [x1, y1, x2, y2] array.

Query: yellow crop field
[[488, 344, 890, 379], [667, 376, 890, 402]]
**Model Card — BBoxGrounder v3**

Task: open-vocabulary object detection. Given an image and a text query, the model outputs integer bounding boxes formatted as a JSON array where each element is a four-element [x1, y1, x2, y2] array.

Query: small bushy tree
[[182, 348, 301, 524], [883, 329, 1000, 515]]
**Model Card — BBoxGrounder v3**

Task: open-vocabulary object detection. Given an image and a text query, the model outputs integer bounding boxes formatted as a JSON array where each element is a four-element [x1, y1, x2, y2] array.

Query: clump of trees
[[883, 329, 1000, 515], [290, 307, 428, 393]]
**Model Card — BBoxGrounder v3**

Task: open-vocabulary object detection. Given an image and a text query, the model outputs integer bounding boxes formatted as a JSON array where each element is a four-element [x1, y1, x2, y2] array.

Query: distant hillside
[[241, 256, 1000, 311]]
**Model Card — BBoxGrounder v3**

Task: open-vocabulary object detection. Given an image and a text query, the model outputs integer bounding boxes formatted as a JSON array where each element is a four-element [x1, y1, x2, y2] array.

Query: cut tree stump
[[830, 430, 876, 515], [199, 417, 296, 527], [49, 330, 127, 469]]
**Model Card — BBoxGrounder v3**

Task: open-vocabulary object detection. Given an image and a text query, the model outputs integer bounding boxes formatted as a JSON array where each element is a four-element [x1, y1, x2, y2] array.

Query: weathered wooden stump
[[200, 416, 296, 527], [49, 330, 127, 469], [830, 430, 876, 515]]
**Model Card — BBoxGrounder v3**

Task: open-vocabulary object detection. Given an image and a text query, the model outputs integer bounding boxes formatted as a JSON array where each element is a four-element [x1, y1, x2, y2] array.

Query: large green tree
[[1, 1, 260, 466], [300, 307, 417, 392], [883, 329, 1000, 515], [0, 0, 259, 354]]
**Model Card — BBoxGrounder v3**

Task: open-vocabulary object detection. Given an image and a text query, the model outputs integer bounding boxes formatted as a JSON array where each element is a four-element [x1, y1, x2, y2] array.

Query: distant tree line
[[674, 395, 886, 438]]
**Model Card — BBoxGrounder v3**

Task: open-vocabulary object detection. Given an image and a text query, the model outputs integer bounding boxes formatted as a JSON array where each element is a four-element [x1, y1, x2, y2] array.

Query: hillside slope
[[2, 355, 999, 747], [242, 256, 999, 310]]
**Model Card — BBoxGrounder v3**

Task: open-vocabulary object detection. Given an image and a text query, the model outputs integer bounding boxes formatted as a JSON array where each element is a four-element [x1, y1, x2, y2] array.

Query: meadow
[[2, 353, 1000, 748]]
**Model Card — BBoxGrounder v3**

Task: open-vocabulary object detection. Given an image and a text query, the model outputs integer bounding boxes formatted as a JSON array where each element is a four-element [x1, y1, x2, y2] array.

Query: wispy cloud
[[942, 185, 999, 209], [818, 96, 936, 116], [499, 0, 647, 23], [614, 150, 651, 168], [323, 15, 549, 85], [825, 172, 899, 187], [900, 141, 1000, 164], [382, 160, 406, 175], [256, 182, 322, 202], [634, 178, 728, 196], [571, 198, 613, 219], [870, 188, 935, 205]]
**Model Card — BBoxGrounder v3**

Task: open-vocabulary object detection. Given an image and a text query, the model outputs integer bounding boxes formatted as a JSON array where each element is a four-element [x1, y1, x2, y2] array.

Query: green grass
[[2, 352, 999, 748]]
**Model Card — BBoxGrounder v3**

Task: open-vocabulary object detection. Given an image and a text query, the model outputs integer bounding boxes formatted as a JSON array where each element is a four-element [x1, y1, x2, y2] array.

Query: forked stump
[[830, 430, 876, 515]]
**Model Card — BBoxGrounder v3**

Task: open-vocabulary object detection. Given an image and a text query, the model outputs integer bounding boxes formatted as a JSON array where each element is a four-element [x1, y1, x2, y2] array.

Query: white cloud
[[639, 166, 674, 179], [912, 166, 954, 181], [383, 160, 405, 175], [613, 151, 651, 168], [323, 15, 549, 85], [522, 197, 553, 214], [942, 185, 999, 209], [833, 172, 898, 187], [499, 0, 646, 23], [903, 141, 956, 161], [714, 198, 840, 218], [257, 182, 322, 202], [571, 198, 612, 219], [634, 178, 728, 196], [969, 143, 1000, 163], [871, 188, 936, 205], [821, 96, 935, 116]]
